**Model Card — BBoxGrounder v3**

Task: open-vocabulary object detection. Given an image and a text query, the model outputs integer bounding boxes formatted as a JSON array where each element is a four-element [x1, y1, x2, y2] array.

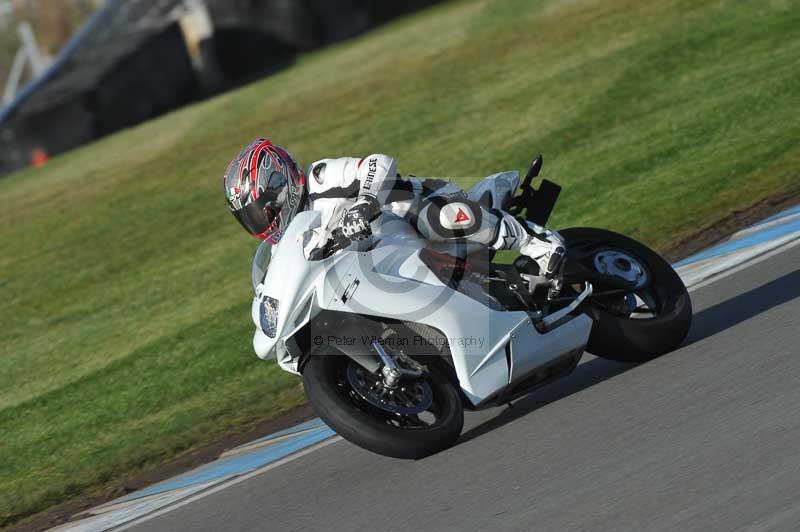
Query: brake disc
[[346, 362, 433, 416]]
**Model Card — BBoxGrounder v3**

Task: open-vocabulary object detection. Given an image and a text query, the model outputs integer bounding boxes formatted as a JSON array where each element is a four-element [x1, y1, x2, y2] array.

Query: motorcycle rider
[[223, 138, 565, 282]]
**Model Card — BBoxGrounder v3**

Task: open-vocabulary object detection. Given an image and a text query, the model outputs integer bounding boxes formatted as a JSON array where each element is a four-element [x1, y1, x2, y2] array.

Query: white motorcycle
[[250, 156, 692, 458]]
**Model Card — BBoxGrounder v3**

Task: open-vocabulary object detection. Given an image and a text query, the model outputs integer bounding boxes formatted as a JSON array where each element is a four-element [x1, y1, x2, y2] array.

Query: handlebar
[[328, 228, 352, 253], [309, 228, 352, 261]]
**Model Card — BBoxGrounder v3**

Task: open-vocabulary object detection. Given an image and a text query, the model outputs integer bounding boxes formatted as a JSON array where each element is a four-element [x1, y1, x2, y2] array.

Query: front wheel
[[303, 354, 464, 459], [560, 227, 692, 363]]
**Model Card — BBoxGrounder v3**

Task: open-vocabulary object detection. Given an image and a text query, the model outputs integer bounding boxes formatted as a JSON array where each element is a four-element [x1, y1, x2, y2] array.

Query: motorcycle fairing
[[252, 174, 592, 406], [319, 246, 592, 405]]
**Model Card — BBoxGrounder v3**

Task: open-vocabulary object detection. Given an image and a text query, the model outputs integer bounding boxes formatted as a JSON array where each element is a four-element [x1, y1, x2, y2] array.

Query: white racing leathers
[[306, 154, 564, 275]]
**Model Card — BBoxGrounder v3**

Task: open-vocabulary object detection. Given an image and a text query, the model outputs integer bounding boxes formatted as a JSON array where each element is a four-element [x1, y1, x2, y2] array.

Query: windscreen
[[252, 240, 272, 291]]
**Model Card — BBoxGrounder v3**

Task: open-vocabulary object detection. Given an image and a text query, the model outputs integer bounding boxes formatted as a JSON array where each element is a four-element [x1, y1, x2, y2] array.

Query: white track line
[[109, 436, 342, 531], [684, 237, 800, 292]]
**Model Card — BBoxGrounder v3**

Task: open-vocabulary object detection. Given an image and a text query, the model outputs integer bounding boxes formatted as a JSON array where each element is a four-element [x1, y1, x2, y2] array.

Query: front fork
[[372, 341, 427, 389]]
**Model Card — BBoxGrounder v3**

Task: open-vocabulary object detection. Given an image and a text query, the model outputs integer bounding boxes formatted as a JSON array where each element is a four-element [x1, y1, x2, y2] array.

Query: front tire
[[303, 354, 464, 459], [560, 227, 692, 363]]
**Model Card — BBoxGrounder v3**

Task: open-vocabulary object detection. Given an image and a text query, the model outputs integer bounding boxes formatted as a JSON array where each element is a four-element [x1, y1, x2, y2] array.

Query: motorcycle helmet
[[223, 138, 307, 243]]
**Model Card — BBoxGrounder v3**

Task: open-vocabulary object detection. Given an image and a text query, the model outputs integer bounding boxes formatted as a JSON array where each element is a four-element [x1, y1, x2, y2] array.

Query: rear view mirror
[[524, 154, 543, 187]]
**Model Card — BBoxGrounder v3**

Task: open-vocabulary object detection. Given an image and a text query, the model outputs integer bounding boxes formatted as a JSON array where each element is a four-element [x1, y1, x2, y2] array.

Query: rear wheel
[[560, 227, 692, 362], [303, 354, 463, 459]]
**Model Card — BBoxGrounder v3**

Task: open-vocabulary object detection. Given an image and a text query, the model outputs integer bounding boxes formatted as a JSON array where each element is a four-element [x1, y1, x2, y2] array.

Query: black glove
[[341, 196, 381, 240]]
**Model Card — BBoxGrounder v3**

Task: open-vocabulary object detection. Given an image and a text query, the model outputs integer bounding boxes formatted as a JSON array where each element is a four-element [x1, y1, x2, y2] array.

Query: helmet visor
[[232, 200, 281, 243]]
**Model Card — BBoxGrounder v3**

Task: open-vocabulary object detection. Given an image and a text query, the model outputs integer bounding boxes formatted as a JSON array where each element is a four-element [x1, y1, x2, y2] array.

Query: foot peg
[[534, 283, 593, 333]]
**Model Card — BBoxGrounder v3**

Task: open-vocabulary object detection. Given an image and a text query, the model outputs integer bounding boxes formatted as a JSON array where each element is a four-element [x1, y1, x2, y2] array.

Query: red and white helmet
[[223, 138, 307, 243]]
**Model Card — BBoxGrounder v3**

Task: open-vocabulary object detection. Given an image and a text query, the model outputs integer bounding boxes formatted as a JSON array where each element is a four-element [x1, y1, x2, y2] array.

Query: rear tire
[[303, 354, 464, 459], [560, 227, 692, 363]]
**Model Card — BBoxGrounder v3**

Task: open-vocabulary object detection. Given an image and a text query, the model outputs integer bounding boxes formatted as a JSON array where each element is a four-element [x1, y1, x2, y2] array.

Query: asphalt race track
[[121, 243, 800, 532]]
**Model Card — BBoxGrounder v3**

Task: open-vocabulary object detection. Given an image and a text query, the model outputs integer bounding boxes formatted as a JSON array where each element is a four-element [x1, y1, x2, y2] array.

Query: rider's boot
[[519, 222, 566, 279], [492, 214, 566, 294]]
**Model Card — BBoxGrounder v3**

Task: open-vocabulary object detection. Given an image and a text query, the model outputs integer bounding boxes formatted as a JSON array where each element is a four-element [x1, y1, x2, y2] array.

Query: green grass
[[1, 0, 799, 524]]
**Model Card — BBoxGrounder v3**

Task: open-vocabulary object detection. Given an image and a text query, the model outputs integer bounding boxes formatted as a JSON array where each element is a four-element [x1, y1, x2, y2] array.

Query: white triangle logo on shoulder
[[440, 203, 474, 230]]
